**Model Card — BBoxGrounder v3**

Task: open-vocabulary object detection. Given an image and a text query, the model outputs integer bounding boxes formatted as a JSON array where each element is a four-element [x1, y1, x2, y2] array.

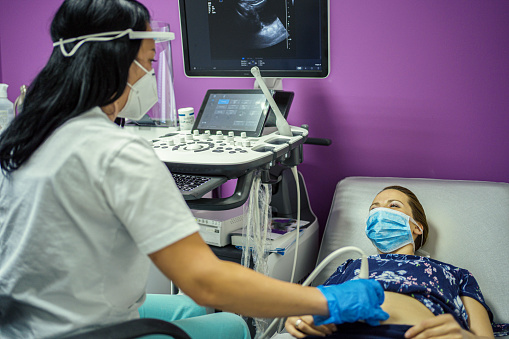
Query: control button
[[179, 136, 186, 143], [185, 134, 193, 141], [152, 139, 160, 142], [241, 132, 247, 138], [243, 141, 251, 147], [212, 150, 224, 153], [153, 145, 160, 148], [228, 131, 235, 137], [162, 146, 168, 149], [205, 130, 211, 135], [240, 150, 248, 153], [229, 151, 236, 154], [167, 139, 175, 146], [225, 148, 233, 150], [235, 148, 243, 151], [187, 143, 202, 151]]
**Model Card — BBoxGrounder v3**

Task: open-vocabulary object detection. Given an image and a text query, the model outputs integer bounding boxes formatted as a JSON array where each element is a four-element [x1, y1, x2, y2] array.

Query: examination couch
[[276, 176, 509, 338]]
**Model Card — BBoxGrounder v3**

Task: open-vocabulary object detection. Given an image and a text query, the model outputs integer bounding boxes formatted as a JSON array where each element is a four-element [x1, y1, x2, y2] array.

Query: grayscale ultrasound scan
[[234, 0, 289, 49], [209, 0, 293, 58]]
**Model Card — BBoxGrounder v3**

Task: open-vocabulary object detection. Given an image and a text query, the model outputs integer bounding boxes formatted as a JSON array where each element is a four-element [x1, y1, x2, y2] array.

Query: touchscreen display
[[193, 90, 270, 137]]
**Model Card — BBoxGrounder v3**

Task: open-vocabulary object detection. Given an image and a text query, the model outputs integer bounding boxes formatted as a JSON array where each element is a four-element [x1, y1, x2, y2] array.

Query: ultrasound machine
[[126, 1, 330, 336]]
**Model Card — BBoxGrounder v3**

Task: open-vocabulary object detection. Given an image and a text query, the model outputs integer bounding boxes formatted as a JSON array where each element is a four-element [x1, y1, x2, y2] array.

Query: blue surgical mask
[[365, 208, 422, 253]]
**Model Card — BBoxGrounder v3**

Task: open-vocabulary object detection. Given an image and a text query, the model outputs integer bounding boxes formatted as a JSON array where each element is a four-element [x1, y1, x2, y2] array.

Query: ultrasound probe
[[251, 66, 293, 137]]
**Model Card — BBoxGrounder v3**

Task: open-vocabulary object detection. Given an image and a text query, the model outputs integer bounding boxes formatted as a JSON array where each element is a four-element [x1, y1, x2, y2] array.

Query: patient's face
[[369, 189, 423, 252], [369, 189, 414, 219]]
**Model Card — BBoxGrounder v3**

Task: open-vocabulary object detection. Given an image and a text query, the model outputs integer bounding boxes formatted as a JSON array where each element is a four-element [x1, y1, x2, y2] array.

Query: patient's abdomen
[[380, 292, 435, 326]]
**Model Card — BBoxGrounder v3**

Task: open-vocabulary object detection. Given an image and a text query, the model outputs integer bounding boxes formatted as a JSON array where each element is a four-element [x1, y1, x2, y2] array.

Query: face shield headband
[[52, 29, 175, 57]]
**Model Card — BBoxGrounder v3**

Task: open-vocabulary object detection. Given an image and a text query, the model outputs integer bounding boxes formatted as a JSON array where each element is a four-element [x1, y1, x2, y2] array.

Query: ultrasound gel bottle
[[0, 84, 15, 134]]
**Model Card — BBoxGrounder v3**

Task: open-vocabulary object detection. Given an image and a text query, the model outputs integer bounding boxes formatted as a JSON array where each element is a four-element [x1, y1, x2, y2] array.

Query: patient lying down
[[286, 186, 499, 339]]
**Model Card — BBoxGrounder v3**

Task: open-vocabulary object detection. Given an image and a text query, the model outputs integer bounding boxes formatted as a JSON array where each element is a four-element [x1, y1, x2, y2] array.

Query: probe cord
[[251, 65, 347, 338], [289, 166, 301, 285], [275, 165, 302, 333]]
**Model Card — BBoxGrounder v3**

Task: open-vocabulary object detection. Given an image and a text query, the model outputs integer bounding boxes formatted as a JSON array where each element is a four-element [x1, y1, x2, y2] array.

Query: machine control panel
[[144, 126, 307, 178]]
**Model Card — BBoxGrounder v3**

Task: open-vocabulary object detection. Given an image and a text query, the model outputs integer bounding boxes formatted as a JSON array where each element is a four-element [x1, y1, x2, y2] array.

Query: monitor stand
[[254, 78, 283, 91]]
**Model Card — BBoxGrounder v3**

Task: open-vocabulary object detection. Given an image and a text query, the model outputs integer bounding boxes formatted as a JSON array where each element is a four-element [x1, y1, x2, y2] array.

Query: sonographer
[[0, 1, 388, 338]]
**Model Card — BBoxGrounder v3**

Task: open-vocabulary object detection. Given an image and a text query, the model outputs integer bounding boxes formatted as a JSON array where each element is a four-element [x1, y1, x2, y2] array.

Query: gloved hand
[[313, 279, 389, 326]]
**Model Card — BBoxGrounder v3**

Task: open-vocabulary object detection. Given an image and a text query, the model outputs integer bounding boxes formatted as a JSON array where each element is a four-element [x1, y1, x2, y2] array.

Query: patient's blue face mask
[[365, 208, 422, 253]]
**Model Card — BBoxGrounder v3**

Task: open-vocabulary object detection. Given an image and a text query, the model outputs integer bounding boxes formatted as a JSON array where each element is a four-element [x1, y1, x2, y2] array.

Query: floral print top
[[323, 254, 508, 336]]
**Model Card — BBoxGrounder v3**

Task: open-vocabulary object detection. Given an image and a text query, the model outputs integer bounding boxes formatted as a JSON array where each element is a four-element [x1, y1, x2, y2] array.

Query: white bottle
[[0, 84, 15, 133], [178, 107, 195, 131]]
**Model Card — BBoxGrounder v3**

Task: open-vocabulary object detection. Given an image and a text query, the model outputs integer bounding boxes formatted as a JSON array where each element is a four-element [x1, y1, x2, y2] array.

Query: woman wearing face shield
[[285, 186, 497, 339], [0, 0, 388, 338]]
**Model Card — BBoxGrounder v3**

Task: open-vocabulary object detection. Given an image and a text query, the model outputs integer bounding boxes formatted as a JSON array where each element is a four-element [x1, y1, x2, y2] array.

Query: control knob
[[187, 143, 202, 150]]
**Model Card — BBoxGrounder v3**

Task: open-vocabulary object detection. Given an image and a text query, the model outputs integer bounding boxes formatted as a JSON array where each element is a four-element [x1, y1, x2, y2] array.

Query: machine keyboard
[[172, 173, 227, 200]]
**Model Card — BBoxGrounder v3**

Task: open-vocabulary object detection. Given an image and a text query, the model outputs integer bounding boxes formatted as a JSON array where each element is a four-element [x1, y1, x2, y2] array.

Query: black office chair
[[63, 318, 191, 339]]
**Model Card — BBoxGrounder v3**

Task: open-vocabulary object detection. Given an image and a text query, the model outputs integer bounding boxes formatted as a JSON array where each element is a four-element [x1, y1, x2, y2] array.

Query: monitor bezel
[[178, 0, 330, 78]]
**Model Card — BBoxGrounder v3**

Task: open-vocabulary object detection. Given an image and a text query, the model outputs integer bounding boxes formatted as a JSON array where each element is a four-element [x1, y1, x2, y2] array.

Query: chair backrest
[[314, 177, 509, 328], [62, 318, 191, 339]]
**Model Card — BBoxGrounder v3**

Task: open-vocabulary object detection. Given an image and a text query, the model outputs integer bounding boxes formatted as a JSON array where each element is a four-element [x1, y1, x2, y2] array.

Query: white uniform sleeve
[[101, 137, 200, 254]]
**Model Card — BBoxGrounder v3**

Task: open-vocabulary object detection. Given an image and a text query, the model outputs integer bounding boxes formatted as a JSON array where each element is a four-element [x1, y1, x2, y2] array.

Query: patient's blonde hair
[[380, 186, 429, 251]]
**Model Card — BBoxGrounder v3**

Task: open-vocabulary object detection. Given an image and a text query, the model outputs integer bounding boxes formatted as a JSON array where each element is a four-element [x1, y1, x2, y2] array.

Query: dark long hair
[[0, 0, 150, 173]]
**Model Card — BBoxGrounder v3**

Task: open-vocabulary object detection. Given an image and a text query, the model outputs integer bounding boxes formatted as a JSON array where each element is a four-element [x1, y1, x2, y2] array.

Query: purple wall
[[1, 1, 508, 227]]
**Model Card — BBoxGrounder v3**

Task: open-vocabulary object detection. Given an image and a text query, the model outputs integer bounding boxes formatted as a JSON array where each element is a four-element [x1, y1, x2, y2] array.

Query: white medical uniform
[[0, 107, 199, 338]]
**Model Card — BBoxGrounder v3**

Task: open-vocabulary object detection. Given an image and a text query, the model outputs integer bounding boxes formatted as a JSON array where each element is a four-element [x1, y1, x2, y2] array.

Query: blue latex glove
[[313, 279, 389, 326]]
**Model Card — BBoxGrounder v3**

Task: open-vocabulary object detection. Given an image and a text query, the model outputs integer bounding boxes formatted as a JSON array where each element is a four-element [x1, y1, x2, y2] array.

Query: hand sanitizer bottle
[[0, 84, 15, 133]]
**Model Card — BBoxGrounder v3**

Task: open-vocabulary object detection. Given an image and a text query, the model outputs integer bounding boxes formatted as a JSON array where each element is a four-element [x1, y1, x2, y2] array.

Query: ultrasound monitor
[[178, 0, 330, 80]]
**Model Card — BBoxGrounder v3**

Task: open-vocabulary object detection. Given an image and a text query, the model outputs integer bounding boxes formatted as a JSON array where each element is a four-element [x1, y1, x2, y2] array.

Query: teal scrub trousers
[[138, 294, 251, 339]]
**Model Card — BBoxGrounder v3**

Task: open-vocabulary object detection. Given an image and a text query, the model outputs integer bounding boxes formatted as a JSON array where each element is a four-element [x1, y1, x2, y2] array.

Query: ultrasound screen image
[[208, 0, 294, 59]]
